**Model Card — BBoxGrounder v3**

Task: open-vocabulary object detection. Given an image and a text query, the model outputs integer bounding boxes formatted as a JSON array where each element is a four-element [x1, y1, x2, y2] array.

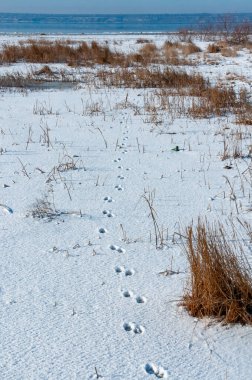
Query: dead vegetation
[[0, 37, 251, 126], [30, 196, 59, 220], [143, 191, 166, 249], [179, 19, 252, 46], [162, 41, 197, 65], [236, 104, 252, 126], [188, 86, 238, 118], [97, 68, 251, 121], [182, 220, 252, 325], [0, 40, 125, 66], [97, 67, 206, 91], [207, 42, 238, 57], [0, 39, 201, 67], [34, 65, 55, 76], [1, 66, 251, 125]]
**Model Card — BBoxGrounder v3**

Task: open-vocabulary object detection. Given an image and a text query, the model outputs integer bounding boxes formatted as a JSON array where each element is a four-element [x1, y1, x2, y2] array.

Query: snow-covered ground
[[0, 34, 252, 380]]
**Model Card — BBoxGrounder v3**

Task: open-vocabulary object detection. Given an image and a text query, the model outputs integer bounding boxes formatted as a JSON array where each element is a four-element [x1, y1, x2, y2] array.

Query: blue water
[[0, 13, 251, 34]]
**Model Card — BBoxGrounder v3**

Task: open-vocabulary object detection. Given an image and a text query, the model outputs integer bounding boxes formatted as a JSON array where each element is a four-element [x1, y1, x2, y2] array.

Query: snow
[[0, 33, 252, 379]]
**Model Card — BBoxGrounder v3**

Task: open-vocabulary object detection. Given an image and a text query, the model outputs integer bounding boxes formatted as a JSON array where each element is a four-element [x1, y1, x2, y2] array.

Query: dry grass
[[207, 43, 221, 53], [0, 40, 125, 66], [162, 42, 181, 65], [183, 221, 252, 324], [0, 39, 201, 67], [30, 197, 58, 220], [188, 86, 237, 118], [136, 38, 152, 44], [221, 47, 238, 57], [236, 105, 252, 126], [0, 38, 250, 126], [181, 42, 202, 55], [0, 72, 36, 88], [34, 65, 55, 76], [97, 67, 206, 91], [207, 42, 238, 57], [162, 41, 200, 65], [235, 89, 252, 125], [138, 43, 160, 64]]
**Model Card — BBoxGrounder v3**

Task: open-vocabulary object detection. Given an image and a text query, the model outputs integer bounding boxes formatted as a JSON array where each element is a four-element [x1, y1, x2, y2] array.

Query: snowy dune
[[0, 34, 252, 379]]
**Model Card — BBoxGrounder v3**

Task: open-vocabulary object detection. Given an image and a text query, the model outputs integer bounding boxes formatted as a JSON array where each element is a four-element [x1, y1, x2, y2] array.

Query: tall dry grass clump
[[162, 41, 200, 65], [138, 43, 159, 64], [235, 89, 252, 125], [0, 40, 125, 66], [188, 85, 237, 117], [181, 42, 201, 55], [163, 41, 180, 65], [207, 43, 221, 53], [183, 221, 252, 324], [97, 67, 206, 91], [0, 39, 202, 67]]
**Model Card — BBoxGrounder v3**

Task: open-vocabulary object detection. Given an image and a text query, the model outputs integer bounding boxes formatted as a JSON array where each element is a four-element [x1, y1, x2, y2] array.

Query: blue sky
[[0, 0, 251, 14]]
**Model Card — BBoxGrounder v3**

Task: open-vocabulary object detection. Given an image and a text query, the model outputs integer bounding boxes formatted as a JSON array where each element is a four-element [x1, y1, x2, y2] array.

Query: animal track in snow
[[114, 266, 134, 276], [103, 196, 114, 203], [136, 296, 147, 304], [122, 290, 134, 298], [115, 185, 124, 191], [123, 322, 145, 334], [117, 175, 125, 180], [115, 265, 125, 273], [99, 227, 108, 234], [102, 210, 115, 218], [109, 245, 126, 253], [125, 269, 134, 276], [122, 291, 147, 304], [114, 158, 122, 162], [144, 363, 167, 378]]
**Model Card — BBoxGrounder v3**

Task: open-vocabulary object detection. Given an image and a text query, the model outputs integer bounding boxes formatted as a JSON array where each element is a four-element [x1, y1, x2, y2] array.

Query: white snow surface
[[0, 34, 252, 380]]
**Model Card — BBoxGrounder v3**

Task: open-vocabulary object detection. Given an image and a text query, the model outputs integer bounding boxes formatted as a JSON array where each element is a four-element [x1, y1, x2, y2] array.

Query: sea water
[[0, 13, 251, 34]]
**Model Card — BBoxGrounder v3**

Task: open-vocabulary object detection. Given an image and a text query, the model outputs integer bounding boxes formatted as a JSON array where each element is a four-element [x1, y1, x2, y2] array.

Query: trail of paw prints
[[144, 363, 168, 378], [123, 322, 145, 335], [115, 266, 134, 277], [115, 184, 124, 191], [109, 245, 126, 254], [121, 290, 147, 304], [114, 157, 122, 163], [117, 175, 125, 180], [102, 210, 115, 218], [103, 196, 114, 203]]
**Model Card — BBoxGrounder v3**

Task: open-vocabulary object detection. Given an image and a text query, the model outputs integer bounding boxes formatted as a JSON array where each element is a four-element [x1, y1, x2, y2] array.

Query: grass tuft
[[182, 220, 252, 325]]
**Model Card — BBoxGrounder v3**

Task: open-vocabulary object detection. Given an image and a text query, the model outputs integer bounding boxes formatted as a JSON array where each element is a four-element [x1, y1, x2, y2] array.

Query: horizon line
[[0, 11, 252, 16]]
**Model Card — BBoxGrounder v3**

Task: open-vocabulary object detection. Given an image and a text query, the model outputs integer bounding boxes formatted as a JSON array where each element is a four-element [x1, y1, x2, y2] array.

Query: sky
[[0, 0, 251, 14]]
